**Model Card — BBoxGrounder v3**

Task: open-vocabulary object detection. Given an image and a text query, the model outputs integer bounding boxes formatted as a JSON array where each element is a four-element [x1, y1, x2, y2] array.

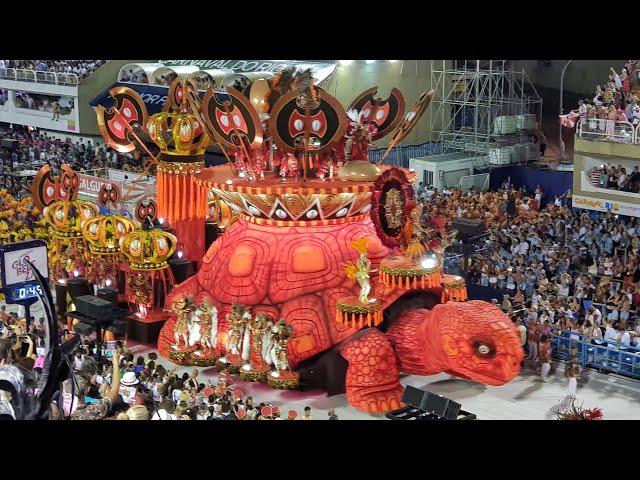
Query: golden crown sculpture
[[119, 228, 177, 270], [82, 215, 135, 254], [43, 200, 100, 238], [146, 110, 210, 156]]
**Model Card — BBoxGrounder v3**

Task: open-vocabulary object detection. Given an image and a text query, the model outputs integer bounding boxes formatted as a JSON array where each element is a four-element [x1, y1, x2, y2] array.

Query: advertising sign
[[1, 242, 49, 287], [107, 168, 148, 183], [572, 194, 640, 218], [78, 173, 119, 199], [157, 60, 336, 76]]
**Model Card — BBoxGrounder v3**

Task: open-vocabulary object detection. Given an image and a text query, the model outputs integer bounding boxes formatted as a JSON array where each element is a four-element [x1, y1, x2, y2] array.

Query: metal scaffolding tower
[[430, 60, 543, 156]]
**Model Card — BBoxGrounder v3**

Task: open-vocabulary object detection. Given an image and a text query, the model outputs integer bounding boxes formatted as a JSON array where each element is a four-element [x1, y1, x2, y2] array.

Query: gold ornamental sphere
[[337, 160, 381, 182]]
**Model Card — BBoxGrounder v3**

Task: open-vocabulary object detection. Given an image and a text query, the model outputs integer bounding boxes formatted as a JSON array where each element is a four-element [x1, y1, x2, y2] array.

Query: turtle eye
[[473, 340, 496, 358]]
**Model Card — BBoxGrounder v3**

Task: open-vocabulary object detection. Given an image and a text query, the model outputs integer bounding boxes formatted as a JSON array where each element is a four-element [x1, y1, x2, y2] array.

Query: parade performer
[[171, 296, 196, 349], [344, 239, 376, 304]]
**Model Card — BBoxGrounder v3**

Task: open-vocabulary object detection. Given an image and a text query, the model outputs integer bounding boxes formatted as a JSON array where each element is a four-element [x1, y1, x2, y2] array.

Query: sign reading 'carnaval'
[[157, 60, 336, 74]]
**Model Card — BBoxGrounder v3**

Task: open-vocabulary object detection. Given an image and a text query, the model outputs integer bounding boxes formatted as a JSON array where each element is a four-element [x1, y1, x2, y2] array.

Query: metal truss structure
[[430, 60, 543, 156]]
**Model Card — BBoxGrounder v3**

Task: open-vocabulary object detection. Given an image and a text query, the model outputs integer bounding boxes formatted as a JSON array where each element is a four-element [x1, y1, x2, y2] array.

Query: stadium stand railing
[[0, 68, 79, 86]]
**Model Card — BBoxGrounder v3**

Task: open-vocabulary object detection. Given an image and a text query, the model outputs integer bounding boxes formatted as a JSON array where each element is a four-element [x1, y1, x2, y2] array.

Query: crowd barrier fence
[[551, 332, 640, 379]]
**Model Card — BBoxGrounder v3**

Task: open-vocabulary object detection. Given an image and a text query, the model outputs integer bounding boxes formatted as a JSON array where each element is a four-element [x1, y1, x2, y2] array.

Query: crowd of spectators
[[1, 60, 106, 82], [0, 126, 147, 186], [573, 61, 640, 141], [418, 183, 640, 359], [0, 309, 335, 420], [416, 181, 548, 231], [586, 163, 640, 194]]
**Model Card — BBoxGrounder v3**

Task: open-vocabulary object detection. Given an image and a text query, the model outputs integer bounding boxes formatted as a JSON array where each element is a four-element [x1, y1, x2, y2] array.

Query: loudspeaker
[[75, 295, 113, 318], [401, 386, 462, 420], [169, 259, 193, 284], [420, 392, 462, 420], [401, 385, 428, 409], [74, 322, 96, 336], [66, 278, 92, 300], [54, 283, 68, 318], [452, 218, 485, 240], [96, 288, 118, 305]]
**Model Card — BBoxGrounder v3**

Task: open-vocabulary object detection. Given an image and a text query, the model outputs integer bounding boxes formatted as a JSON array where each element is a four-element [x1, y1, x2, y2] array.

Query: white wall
[[409, 157, 476, 190], [0, 88, 81, 134], [0, 106, 81, 134]]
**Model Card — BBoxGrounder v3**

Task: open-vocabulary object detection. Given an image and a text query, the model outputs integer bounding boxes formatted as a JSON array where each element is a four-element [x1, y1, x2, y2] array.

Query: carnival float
[[85, 68, 523, 413]]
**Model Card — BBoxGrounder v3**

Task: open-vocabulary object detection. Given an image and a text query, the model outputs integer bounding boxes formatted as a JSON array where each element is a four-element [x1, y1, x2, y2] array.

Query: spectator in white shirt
[[604, 321, 619, 342], [585, 321, 603, 344], [619, 327, 631, 347]]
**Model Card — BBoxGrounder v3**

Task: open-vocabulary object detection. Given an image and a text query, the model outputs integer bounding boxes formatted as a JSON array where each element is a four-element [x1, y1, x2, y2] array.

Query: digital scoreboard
[[0, 240, 48, 323], [7, 284, 44, 302]]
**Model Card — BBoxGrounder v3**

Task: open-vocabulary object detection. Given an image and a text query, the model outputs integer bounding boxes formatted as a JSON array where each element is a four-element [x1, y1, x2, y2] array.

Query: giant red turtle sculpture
[[157, 168, 524, 413]]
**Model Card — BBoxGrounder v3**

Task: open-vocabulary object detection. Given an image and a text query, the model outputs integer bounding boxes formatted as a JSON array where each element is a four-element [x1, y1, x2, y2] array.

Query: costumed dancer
[[234, 150, 248, 178], [225, 305, 244, 356], [128, 273, 152, 309], [221, 303, 251, 368], [242, 313, 273, 377], [344, 239, 377, 304], [191, 299, 219, 356], [314, 154, 332, 180], [266, 319, 293, 377], [403, 205, 434, 262], [240, 309, 251, 363], [539, 334, 552, 381], [565, 347, 581, 401], [278, 153, 299, 182], [252, 150, 265, 179], [188, 308, 202, 347], [343, 108, 377, 161], [171, 296, 196, 350], [248, 313, 271, 368]]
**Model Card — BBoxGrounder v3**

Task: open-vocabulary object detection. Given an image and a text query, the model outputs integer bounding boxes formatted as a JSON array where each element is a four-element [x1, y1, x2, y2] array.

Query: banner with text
[[158, 59, 336, 77], [572, 194, 640, 218], [91, 61, 337, 115], [77, 173, 154, 218]]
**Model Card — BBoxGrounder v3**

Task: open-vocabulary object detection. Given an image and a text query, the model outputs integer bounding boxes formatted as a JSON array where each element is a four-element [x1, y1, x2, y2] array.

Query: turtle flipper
[[339, 328, 403, 413]]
